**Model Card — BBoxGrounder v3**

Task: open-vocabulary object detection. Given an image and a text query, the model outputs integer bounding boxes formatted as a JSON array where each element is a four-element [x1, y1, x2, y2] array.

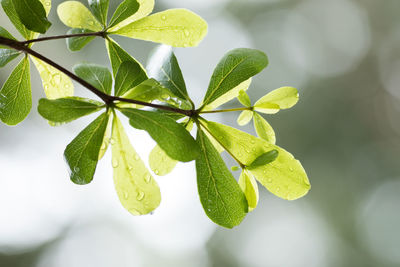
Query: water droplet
[[73, 166, 80, 173], [65, 84, 70, 89], [128, 165, 133, 171], [184, 29, 190, 37], [289, 167, 294, 172], [45, 1, 50, 6], [123, 191, 129, 199], [100, 142, 106, 150], [67, 19, 72, 24], [140, 94, 146, 99], [136, 191, 145, 201], [267, 178, 272, 183], [154, 169, 159, 175], [129, 208, 141, 215], [88, 20, 94, 25], [144, 174, 151, 183], [44, 84, 49, 90], [134, 155, 139, 161], [161, 94, 169, 100], [183, 43, 189, 47], [250, 140, 255, 144], [161, 15, 166, 21], [276, 186, 281, 192], [112, 159, 119, 168], [207, 208, 211, 212], [110, 138, 115, 145]]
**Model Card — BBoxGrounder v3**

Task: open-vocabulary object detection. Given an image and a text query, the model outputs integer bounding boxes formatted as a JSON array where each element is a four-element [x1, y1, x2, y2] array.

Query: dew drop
[[154, 169, 159, 175], [128, 165, 133, 171], [134, 155, 139, 161], [88, 20, 94, 25], [129, 208, 141, 215], [267, 178, 272, 183], [110, 138, 115, 145], [276, 186, 281, 192], [161, 94, 169, 100], [65, 84, 70, 89], [112, 159, 119, 168], [67, 19, 72, 24], [184, 29, 190, 37], [100, 142, 106, 150], [123, 191, 129, 199], [136, 191, 145, 201], [161, 15, 166, 21], [144, 174, 151, 183], [250, 140, 255, 144], [289, 167, 294, 172], [73, 166, 80, 173]]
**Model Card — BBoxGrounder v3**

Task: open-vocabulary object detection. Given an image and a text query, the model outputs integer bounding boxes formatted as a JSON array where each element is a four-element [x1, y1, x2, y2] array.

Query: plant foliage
[[0, 0, 310, 228]]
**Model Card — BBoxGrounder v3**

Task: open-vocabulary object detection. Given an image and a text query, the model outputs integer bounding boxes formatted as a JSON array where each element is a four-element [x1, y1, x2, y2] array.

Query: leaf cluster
[[0, 0, 310, 228]]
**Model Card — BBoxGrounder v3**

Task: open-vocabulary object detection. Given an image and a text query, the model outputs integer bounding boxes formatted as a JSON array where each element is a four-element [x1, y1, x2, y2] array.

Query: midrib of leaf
[[87, 67, 107, 92], [160, 67, 189, 102], [203, 56, 249, 106], [110, 5, 129, 26], [129, 110, 176, 136], [198, 130, 234, 224]]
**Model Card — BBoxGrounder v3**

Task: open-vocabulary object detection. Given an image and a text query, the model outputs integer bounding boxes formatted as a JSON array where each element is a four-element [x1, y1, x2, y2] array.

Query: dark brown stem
[[0, 36, 193, 116], [21, 31, 106, 45]]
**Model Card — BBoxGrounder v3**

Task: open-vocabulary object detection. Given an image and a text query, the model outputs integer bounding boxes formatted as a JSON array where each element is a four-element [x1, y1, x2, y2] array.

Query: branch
[[199, 107, 251, 114], [0, 36, 194, 117], [21, 31, 106, 45]]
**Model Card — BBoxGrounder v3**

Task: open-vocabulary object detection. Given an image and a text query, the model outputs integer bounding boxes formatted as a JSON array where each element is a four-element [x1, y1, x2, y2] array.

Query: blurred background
[[1, 0, 400, 266]]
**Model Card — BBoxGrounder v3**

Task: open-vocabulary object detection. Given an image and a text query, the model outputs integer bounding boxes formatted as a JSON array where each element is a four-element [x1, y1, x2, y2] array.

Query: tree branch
[[21, 31, 106, 45]]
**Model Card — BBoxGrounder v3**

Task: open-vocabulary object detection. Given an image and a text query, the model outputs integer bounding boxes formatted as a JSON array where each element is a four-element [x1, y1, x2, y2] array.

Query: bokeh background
[[1, 0, 400, 266]]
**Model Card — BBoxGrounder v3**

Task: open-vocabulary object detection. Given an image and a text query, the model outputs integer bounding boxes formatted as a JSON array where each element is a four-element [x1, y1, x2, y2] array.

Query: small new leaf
[[122, 108, 200, 162], [254, 86, 299, 114], [196, 129, 248, 228], [57, 1, 103, 31], [253, 112, 276, 144], [112, 9, 208, 47], [247, 150, 279, 169], [111, 116, 161, 215], [147, 45, 188, 100], [0, 57, 31, 125], [64, 112, 109, 184], [238, 170, 259, 212], [202, 49, 268, 107], [73, 62, 112, 94], [66, 28, 96, 51], [237, 110, 253, 126], [238, 90, 251, 107], [108, 0, 139, 28], [38, 97, 103, 124], [12, 0, 51, 34]]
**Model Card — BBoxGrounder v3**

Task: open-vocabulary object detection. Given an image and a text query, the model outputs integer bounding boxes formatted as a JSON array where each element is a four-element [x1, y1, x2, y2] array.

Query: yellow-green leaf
[[238, 90, 251, 107], [57, 1, 103, 31], [112, 9, 208, 47], [108, 0, 154, 31], [149, 145, 177, 176], [98, 112, 112, 160], [253, 112, 276, 144], [254, 86, 299, 114], [202, 78, 251, 112], [237, 110, 253, 126], [30, 56, 74, 99], [39, 0, 51, 15], [248, 146, 310, 200], [111, 116, 161, 215], [239, 170, 259, 212]]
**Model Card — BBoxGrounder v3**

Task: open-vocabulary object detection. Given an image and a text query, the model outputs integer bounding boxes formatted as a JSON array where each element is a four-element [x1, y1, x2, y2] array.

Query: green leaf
[[111, 9, 208, 47], [254, 86, 299, 114], [0, 57, 31, 125], [108, 0, 154, 32], [98, 112, 112, 160], [201, 120, 273, 166], [202, 78, 252, 112], [30, 56, 74, 99], [248, 146, 310, 200], [196, 129, 247, 228], [202, 49, 268, 107], [119, 78, 191, 109], [253, 112, 276, 144], [108, 0, 139, 28], [147, 45, 188, 100], [1, 0, 33, 39], [237, 110, 253, 126], [12, 0, 51, 34], [122, 108, 200, 162], [238, 170, 259, 212], [111, 115, 161, 215], [73, 62, 112, 94], [247, 150, 279, 169], [238, 90, 251, 107], [105, 38, 147, 80], [0, 49, 20, 67], [149, 120, 193, 176], [149, 145, 177, 176], [115, 61, 148, 96], [38, 97, 103, 124], [0, 26, 17, 42], [88, 0, 109, 26], [57, 1, 103, 31], [66, 28, 96, 51], [64, 112, 109, 184]]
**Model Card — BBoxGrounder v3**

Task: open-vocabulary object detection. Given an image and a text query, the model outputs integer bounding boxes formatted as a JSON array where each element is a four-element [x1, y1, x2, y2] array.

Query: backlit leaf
[[111, 115, 161, 215], [122, 108, 200, 162], [112, 9, 208, 47], [147, 45, 188, 100], [64, 112, 109, 184], [108, 0, 139, 28], [38, 97, 103, 124], [115, 61, 148, 96], [66, 28, 96, 51], [31, 56, 74, 99], [73, 62, 112, 94], [238, 170, 259, 212], [254, 86, 299, 114], [105, 38, 147, 80], [202, 49, 268, 107], [57, 1, 103, 31], [0, 57, 31, 125], [238, 90, 251, 107], [247, 150, 278, 169], [88, 0, 109, 26], [237, 110, 253, 126], [108, 0, 154, 32], [1, 0, 33, 39], [253, 112, 276, 144], [12, 0, 51, 34], [196, 129, 247, 228], [249, 146, 310, 200], [98, 112, 112, 160], [0, 49, 20, 67]]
